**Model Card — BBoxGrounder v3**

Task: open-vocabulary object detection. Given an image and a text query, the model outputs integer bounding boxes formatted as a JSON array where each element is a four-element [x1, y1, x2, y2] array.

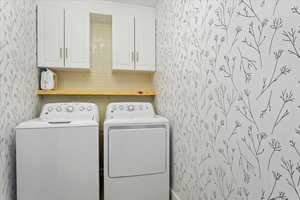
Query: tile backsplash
[[43, 14, 154, 130], [0, 0, 39, 199]]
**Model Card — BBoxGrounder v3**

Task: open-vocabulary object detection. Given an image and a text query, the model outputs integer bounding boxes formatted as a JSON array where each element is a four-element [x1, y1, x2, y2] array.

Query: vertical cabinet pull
[[65, 48, 68, 59], [136, 52, 139, 63], [131, 52, 135, 63], [60, 48, 63, 58]]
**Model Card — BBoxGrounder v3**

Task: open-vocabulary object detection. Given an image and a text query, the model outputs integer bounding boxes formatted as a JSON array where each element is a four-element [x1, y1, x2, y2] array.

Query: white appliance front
[[108, 126, 167, 178], [104, 102, 169, 200], [104, 125, 169, 200], [17, 126, 99, 200]]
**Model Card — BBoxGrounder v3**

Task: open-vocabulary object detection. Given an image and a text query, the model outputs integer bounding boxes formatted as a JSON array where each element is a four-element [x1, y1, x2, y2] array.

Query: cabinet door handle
[[60, 48, 63, 58], [131, 51, 135, 63], [136, 52, 139, 63], [65, 48, 68, 59]]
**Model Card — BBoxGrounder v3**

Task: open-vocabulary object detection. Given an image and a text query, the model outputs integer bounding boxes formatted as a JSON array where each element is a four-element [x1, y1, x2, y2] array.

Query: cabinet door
[[65, 6, 90, 69], [135, 14, 156, 72], [112, 15, 135, 71], [38, 3, 64, 68]]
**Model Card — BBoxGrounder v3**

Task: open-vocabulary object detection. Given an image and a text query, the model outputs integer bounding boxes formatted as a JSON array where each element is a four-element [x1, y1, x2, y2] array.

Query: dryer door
[[108, 126, 166, 178]]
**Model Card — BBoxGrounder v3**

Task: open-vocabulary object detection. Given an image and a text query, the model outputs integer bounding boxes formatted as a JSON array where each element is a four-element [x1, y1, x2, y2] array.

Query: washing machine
[[104, 102, 169, 200], [16, 103, 99, 200]]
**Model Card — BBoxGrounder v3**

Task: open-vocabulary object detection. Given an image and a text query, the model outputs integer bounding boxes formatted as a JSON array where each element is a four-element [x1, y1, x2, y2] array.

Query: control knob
[[87, 106, 92, 111], [79, 106, 85, 112], [119, 105, 124, 111], [56, 106, 62, 112], [66, 106, 74, 112], [127, 105, 135, 112], [47, 106, 53, 112]]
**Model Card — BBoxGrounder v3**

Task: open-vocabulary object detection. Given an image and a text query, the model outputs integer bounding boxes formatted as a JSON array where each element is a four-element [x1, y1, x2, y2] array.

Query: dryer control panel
[[106, 102, 155, 119], [40, 103, 99, 122]]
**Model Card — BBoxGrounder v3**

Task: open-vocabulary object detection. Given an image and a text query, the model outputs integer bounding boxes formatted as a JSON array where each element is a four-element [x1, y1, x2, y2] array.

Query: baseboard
[[171, 189, 181, 200]]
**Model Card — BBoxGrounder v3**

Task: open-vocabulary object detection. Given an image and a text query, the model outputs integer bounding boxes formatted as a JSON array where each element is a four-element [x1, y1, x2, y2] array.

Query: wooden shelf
[[36, 90, 156, 96]]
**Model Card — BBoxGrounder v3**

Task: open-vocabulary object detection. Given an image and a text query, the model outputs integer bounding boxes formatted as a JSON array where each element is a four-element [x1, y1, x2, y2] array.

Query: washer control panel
[[106, 102, 155, 119], [40, 103, 99, 122]]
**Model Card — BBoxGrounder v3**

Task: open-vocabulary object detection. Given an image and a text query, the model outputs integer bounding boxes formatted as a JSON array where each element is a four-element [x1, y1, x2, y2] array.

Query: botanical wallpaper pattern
[[0, 0, 39, 199], [155, 0, 300, 199]]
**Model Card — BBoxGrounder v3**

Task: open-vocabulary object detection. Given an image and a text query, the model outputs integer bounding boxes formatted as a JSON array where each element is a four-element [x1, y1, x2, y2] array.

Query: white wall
[[155, 0, 300, 199], [0, 0, 39, 199]]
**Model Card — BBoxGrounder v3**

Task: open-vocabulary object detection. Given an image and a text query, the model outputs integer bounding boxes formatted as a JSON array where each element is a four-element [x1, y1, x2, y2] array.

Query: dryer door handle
[[48, 121, 71, 124]]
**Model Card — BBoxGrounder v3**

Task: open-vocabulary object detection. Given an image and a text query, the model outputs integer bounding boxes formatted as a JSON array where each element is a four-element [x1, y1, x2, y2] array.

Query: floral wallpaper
[[0, 0, 39, 200], [155, 0, 300, 199]]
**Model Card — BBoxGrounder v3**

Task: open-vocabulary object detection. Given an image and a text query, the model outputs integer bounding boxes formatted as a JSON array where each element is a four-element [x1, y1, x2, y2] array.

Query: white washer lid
[[16, 119, 98, 129]]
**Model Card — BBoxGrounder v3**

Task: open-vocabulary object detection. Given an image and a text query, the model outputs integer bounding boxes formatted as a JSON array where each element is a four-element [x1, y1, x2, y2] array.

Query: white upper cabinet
[[65, 6, 90, 69], [112, 9, 156, 72], [37, 4, 64, 68], [37, 2, 90, 69], [135, 14, 156, 72], [112, 15, 135, 71], [37, 1, 155, 71]]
